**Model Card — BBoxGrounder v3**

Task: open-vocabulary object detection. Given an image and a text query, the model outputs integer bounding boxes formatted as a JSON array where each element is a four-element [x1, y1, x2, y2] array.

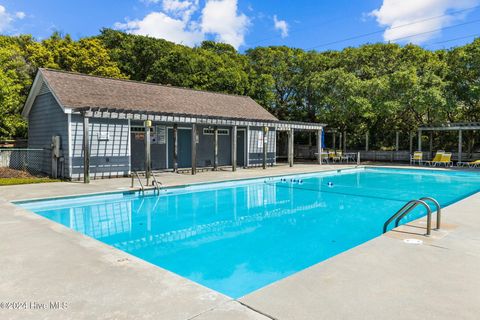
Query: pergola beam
[[72, 107, 326, 131]]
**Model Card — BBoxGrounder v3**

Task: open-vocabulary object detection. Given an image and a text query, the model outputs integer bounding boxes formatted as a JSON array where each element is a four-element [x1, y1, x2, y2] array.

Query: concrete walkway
[[1, 164, 480, 319]]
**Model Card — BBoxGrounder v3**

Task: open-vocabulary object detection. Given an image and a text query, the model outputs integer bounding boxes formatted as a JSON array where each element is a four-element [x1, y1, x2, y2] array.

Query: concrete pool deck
[[1, 164, 479, 319]]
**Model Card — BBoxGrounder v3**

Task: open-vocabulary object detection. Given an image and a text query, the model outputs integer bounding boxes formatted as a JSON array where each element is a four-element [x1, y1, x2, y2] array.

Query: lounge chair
[[410, 151, 423, 165], [330, 151, 340, 163], [333, 151, 349, 163], [457, 159, 480, 168], [431, 152, 452, 167], [422, 151, 444, 166]]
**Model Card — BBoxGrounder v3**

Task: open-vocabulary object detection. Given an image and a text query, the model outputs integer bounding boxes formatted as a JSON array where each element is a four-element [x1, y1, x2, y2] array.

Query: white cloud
[[0, 5, 26, 32], [0, 6, 13, 32], [114, 11, 203, 46], [116, 0, 249, 49], [162, 0, 199, 21], [15, 11, 26, 19], [370, 0, 480, 44], [201, 0, 250, 49], [273, 15, 288, 38]]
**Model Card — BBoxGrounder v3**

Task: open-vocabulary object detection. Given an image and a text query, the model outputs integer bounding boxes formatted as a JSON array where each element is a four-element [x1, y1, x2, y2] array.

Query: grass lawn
[[0, 177, 61, 186]]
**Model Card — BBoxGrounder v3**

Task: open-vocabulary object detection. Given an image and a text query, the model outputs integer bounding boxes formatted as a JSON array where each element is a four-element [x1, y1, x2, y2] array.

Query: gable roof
[[22, 68, 278, 121]]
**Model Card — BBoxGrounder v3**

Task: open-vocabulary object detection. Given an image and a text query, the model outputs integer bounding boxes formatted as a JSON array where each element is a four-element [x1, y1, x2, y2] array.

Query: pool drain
[[404, 238, 423, 245]]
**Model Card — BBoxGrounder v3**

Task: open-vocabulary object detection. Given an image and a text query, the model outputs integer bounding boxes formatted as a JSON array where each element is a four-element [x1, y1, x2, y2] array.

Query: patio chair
[[410, 151, 423, 165], [422, 151, 444, 166], [457, 159, 480, 168], [330, 150, 340, 163], [339, 151, 349, 163], [432, 152, 452, 167]]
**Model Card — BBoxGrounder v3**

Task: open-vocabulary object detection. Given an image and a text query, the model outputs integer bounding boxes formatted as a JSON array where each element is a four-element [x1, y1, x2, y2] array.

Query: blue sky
[[1, 0, 480, 51]]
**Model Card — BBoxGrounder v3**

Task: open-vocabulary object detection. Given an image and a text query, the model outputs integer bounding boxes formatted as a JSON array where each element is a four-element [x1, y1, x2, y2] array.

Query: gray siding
[[70, 115, 130, 179], [130, 121, 168, 171], [27, 92, 69, 177], [248, 127, 276, 166], [196, 125, 232, 167]]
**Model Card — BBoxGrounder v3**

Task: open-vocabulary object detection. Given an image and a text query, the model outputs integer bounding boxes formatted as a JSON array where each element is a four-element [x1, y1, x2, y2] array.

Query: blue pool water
[[17, 167, 480, 298]]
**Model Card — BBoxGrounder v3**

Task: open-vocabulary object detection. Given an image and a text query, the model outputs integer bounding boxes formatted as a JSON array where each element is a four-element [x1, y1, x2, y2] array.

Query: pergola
[[418, 122, 480, 162], [77, 107, 326, 183]]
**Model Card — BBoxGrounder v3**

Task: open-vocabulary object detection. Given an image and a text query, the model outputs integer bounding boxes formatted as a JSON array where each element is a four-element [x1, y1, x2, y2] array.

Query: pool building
[[22, 68, 325, 181]]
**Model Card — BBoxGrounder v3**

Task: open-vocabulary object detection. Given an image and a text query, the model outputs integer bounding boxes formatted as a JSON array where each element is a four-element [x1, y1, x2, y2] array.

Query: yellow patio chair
[[470, 160, 480, 168], [423, 151, 444, 166], [410, 151, 423, 165], [432, 152, 452, 167], [458, 159, 480, 168]]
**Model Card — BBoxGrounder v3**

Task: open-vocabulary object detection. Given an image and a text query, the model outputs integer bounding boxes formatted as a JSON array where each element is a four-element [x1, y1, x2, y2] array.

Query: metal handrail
[[151, 173, 162, 194], [133, 171, 145, 195], [419, 197, 441, 230], [394, 197, 441, 231], [383, 200, 432, 236]]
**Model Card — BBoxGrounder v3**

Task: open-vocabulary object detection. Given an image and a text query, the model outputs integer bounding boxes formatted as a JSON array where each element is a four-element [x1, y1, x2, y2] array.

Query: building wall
[[196, 125, 232, 167], [70, 115, 130, 179], [27, 92, 69, 177], [130, 121, 168, 171], [247, 126, 276, 166]]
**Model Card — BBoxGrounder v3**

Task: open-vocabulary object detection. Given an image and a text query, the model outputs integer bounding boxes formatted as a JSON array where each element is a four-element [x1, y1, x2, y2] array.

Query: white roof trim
[[21, 69, 66, 118]]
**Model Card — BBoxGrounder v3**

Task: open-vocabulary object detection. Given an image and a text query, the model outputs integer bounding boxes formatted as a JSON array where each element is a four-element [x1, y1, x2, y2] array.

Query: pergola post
[[339, 133, 342, 151], [365, 132, 369, 152], [418, 129, 422, 151], [82, 113, 90, 184], [144, 120, 152, 184], [343, 131, 347, 153], [191, 124, 197, 175], [213, 126, 219, 170], [262, 126, 268, 170], [429, 132, 433, 154], [231, 125, 237, 172], [458, 130, 463, 163], [333, 132, 336, 151], [173, 123, 178, 172], [288, 128, 294, 167], [409, 132, 413, 154], [395, 131, 400, 151], [317, 129, 323, 165]]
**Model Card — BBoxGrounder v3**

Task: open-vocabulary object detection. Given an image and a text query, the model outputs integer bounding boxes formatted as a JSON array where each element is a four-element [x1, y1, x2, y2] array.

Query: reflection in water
[[24, 168, 480, 298]]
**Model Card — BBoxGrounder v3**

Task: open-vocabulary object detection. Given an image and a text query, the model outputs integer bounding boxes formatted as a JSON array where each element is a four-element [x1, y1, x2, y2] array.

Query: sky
[[1, 0, 480, 51]]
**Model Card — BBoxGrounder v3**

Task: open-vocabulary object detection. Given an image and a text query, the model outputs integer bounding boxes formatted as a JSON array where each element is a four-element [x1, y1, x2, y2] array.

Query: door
[[237, 129, 246, 167], [167, 128, 192, 169]]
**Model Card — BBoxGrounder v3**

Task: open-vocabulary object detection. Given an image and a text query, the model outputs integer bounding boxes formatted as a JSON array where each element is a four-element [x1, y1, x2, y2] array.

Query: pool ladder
[[131, 171, 161, 195], [383, 197, 441, 236]]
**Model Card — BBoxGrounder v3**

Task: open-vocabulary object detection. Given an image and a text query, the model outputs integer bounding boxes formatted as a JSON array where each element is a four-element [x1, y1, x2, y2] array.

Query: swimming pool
[[17, 167, 480, 298]]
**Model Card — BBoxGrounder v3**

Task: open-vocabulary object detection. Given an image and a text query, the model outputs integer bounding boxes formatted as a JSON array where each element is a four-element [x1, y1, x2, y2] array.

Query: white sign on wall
[[156, 126, 166, 144], [257, 131, 264, 149]]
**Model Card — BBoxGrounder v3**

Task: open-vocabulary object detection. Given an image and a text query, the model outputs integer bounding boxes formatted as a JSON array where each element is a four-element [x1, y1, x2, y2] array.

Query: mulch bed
[[0, 167, 36, 179]]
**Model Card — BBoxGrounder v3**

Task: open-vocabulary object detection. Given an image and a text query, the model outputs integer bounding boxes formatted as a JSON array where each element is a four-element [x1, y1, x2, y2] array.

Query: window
[[203, 128, 230, 135]]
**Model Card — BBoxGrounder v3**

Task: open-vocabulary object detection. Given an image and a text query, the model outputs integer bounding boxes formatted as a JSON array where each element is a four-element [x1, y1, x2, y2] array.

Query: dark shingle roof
[[40, 68, 278, 121]]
